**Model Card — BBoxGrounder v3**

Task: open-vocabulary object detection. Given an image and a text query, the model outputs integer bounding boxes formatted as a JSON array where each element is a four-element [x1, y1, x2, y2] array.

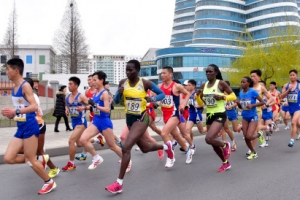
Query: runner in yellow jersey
[[196, 64, 237, 172], [105, 60, 166, 194]]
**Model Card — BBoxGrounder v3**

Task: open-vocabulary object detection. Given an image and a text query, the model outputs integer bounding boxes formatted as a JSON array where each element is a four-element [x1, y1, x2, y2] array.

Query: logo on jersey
[[212, 89, 215, 92], [17, 99, 23, 104]]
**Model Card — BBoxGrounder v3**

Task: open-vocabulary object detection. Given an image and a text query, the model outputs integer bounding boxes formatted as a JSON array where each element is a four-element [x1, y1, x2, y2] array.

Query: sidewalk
[[0, 119, 205, 164]]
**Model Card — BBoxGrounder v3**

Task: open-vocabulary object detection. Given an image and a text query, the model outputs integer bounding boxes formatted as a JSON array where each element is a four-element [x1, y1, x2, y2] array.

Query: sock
[[163, 144, 168, 150], [291, 139, 295, 142], [232, 140, 235, 145], [93, 154, 100, 160], [223, 160, 228, 164], [116, 137, 121, 143], [69, 160, 74, 165], [116, 178, 123, 185], [185, 147, 190, 153], [45, 179, 53, 184], [93, 137, 100, 144], [190, 144, 195, 149], [37, 155, 43, 162]]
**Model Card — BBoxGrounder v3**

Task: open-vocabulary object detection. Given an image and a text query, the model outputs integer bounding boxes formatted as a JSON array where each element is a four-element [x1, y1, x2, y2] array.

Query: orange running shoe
[[38, 181, 57, 195], [62, 161, 76, 171], [97, 134, 105, 147]]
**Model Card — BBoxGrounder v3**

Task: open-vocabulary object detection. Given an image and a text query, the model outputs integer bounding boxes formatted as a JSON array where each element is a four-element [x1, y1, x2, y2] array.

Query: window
[[39, 55, 45, 64], [26, 55, 32, 64], [0, 55, 6, 63]]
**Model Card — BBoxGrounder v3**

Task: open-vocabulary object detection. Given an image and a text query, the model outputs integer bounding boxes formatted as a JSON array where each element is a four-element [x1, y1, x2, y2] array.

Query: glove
[[88, 99, 96, 108]]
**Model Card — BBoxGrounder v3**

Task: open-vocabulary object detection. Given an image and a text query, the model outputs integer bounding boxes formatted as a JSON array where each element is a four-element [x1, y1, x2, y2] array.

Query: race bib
[[94, 104, 101, 115], [288, 93, 297, 103], [203, 95, 217, 108], [126, 97, 142, 113], [240, 98, 251, 110], [188, 99, 194, 106], [69, 106, 79, 117], [14, 114, 26, 122], [161, 95, 174, 108]]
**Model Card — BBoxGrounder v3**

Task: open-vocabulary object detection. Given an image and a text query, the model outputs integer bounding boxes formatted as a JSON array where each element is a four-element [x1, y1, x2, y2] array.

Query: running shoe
[[62, 162, 76, 171], [296, 134, 300, 140], [126, 160, 132, 173], [75, 153, 87, 161], [265, 141, 269, 147], [116, 139, 122, 148], [41, 154, 49, 170], [118, 159, 122, 163], [218, 161, 231, 172], [259, 141, 267, 148], [165, 157, 175, 168], [172, 141, 178, 151], [186, 148, 193, 164], [97, 134, 105, 147], [165, 141, 174, 159], [223, 142, 231, 160], [271, 122, 277, 131], [179, 147, 185, 152], [274, 128, 280, 132], [231, 141, 237, 152], [158, 150, 164, 160], [105, 181, 123, 194], [284, 126, 290, 130], [265, 134, 270, 141], [190, 144, 196, 155], [247, 152, 258, 160], [48, 167, 60, 178], [135, 147, 140, 151], [38, 181, 57, 195], [88, 156, 104, 170], [246, 149, 251, 156], [257, 131, 266, 145], [288, 139, 294, 147]]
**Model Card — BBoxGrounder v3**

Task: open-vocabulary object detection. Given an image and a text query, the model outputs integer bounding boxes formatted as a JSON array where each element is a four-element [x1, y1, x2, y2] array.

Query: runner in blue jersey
[[281, 69, 300, 147], [1, 58, 56, 195], [280, 86, 290, 130], [62, 77, 90, 171], [236, 77, 265, 160]]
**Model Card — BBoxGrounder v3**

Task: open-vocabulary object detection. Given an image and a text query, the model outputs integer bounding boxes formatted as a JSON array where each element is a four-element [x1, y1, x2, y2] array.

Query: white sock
[[69, 160, 74, 165], [163, 144, 168, 150], [116, 178, 123, 185], [116, 137, 121, 143], [93, 137, 100, 144], [45, 178, 53, 184], [93, 154, 100, 160]]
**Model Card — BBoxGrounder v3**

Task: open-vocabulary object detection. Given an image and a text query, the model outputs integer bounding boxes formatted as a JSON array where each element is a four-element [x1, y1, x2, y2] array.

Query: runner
[[2, 58, 56, 194], [182, 80, 190, 121], [280, 88, 290, 130], [105, 60, 166, 194], [159, 66, 194, 167], [269, 81, 281, 132], [236, 76, 265, 160], [196, 64, 236, 172], [24, 77, 60, 178], [281, 69, 300, 147], [62, 77, 90, 171]]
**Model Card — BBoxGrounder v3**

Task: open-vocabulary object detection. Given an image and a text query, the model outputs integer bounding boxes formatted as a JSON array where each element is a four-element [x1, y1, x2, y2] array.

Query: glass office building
[[154, 0, 300, 85]]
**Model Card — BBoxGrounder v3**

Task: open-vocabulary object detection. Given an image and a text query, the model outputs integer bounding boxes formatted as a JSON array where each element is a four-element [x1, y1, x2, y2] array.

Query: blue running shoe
[[75, 153, 87, 161], [288, 139, 294, 147], [172, 141, 178, 151]]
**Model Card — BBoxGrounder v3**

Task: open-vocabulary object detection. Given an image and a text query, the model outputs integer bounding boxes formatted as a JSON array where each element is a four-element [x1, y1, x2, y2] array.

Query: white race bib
[[94, 104, 101, 115], [14, 114, 26, 122], [288, 93, 297, 103], [161, 95, 174, 108], [69, 106, 79, 117], [188, 99, 194, 106], [240, 98, 251, 110], [204, 95, 217, 108], [126, 97, 142, 113]]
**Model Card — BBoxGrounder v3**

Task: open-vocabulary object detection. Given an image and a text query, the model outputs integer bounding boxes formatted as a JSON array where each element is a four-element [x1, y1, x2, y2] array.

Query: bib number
[[126, 97, 142, 114], [288, 94, 297, 103], [204, 95, 217, 108], [14, 114, 26, 122], [161, 96, 173, 108], [188, 99, 194, 106], [94, 104, 101, 115], [69, 107, 79, 117], [240, 99, 251, 110]]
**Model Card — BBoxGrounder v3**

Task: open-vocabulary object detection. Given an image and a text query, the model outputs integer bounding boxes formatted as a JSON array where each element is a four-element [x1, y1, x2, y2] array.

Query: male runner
[[2, 58, 56, 194], [269, 81, 281, 132], [62, 77, 90, 171]]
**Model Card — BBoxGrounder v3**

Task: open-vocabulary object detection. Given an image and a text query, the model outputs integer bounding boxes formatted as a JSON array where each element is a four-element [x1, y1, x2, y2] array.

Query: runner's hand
[[88, 99, 95, 107], [119, 86, 124, 94]]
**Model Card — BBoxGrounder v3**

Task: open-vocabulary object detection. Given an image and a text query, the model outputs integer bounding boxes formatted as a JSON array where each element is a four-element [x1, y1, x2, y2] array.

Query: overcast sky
[[0, 0, 175, 56]]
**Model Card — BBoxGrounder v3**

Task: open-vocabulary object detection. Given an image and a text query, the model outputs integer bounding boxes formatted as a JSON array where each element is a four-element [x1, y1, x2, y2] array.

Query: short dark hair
[[188, 79, 196, 86], [289, 69, 298, 74], [173, 79, 181, 84], [270, 81, 276, 85], [250, 69, 262, 77], [88, 74, 93, 78], [7, 58, 24, 75], [243, 76, 254, 88], [69, 76, 81, 86], [127, 60, 141, 71], [24, 77, 34, 89], [259, 80, 266, 86], [59, 85, 67, 92], [162, 66, 173, 73], [208, 64, 223, 80], [104, 81, 109, 85], [93, 71, 107, 83], [225, 81, 230, 86]]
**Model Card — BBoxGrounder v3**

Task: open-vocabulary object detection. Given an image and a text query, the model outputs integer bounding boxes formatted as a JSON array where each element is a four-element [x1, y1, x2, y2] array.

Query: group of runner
[[2, 58, 300, 195]]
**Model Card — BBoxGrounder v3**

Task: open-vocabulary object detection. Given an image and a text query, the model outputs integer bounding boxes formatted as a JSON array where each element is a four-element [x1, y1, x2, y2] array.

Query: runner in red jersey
[[269, 81, 281, 132], [86, 75, 97, 122], [182, 80, 190, 121]]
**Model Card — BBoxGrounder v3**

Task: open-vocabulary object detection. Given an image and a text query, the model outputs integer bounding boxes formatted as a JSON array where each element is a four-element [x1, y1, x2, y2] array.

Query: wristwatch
[[16, 109, 20, 115]]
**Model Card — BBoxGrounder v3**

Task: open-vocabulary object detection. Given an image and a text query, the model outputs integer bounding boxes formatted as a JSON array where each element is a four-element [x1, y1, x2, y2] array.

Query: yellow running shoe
[[257, 131, 265, 145], [48, 167, 60, 178], [247, 152, 258, 160]]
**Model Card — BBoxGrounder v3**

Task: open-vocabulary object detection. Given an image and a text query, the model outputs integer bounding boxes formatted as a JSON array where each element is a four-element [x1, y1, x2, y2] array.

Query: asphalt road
[[1, 125, 300, 200]]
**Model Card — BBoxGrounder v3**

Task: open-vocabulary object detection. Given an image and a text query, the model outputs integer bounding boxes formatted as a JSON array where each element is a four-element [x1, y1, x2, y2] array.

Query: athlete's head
[[93, 71, 107, 89], [6, 58, 24, 80], [289, 69, 298, 82], [88, 74, 93, 87], [259, 80, 266, 87], [188, 79, 196, 91], [269, 81, 276, 90], [206, 64, 223, 81], [68, 76, 81, 92], [104, 81, 110, 90], [161, 66, 173, 82], [23, 77, 34, 89], [250, 69, 262, 84], [173, 79, 181, 84], [126, 60, 140, 80], [241, 76, 253, 89]]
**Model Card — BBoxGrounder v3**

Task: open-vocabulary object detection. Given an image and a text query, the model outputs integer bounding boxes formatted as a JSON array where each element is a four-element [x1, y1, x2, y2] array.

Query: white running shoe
[[296, 134, 300, 140], [259, 141, 268, 148], [284, 126, 290, 130], [88, 156, 104, 170], [135, 147, 140, 151], [165, 157, 175, 168], [126, 160, 132, 173], [246, 149, 251, 156], [186, 148, 193, 164]]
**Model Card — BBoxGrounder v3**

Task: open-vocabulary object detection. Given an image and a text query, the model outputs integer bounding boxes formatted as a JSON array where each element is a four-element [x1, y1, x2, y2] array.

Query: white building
[[0, 44, 56, 80]]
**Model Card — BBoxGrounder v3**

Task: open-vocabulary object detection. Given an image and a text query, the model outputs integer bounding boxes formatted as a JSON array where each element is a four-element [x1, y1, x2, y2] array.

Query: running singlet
[[12, 81, 36, 122], [253, 84, 263, 113], [92, 89, 110, 118], [202, 80, 225, 114], [189, 92, 202, 113], [123, 78, 147, 115], [262, 94, 272, 114], [239, 88, 259, 118], [66, 93, 86, 119], [86, 88, 95, 99], [286, 83, 300, 115], [34, 93, 44, 124], [160, 82, 180, 112]]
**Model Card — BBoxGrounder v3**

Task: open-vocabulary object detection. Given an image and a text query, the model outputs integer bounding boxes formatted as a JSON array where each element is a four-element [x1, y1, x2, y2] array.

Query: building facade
[[155, 0, 300, 85], [139, 48, 159, 84], [0, 44, 56, 80]]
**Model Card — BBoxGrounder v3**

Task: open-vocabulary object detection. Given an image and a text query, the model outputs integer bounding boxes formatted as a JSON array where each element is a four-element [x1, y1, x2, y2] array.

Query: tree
[[53, 0, 89, 74], [2, 1, 18, 59], [227, 24, 300, 87]]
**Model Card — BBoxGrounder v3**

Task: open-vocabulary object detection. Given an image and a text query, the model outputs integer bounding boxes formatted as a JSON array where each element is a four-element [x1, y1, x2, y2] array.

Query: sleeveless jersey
[[262, 94, 272, 114], [203, 80, 225, 114], [34, 93, 44, 124], [66, 93, 86, 119], [93, 89, 110, 118], [86, 88, 95, 99], [160, 82, 180, 113], [123, 78, 147, 115], [12, 81, 36, 122], [286, 83, 300, 114], [253, 84, 263, 113]]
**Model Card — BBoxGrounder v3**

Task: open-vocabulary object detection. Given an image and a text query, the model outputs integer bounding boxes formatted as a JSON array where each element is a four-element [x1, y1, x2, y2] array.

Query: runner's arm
[[280, 84, 289, 98], [262, 86, 275, 106], [21, 83, 38, 114], [176, 84, 191, 107]]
